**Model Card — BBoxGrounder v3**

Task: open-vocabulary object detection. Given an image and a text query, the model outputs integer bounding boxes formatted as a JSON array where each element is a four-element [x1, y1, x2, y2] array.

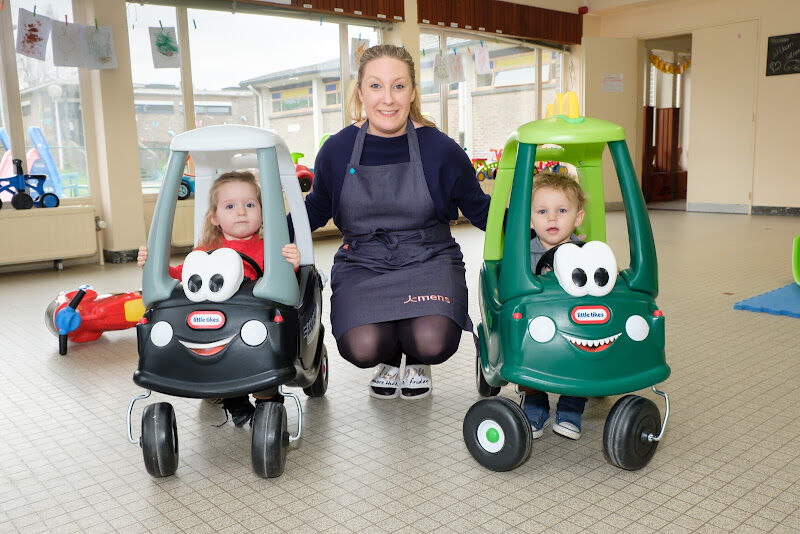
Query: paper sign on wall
[[474, 46, 491, 75], [601, 73, 623, 92], [16, 8, 52, 61], [150, 27, 181, 68]]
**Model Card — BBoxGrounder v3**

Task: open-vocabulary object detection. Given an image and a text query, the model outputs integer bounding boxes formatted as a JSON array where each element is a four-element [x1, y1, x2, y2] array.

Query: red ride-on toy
[[291, 152, 314, 192]]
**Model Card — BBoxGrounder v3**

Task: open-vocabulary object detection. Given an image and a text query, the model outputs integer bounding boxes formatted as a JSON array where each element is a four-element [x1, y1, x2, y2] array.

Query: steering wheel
[[535, 241, 585, 275], [208, 249, 264, 280]]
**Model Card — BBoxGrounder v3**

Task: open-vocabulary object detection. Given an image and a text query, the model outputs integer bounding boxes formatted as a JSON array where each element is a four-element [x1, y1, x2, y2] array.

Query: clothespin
[[33, 5, 36, 16], [159, 20, 163, 31], [0, 0, 5, 12], [480, 40, 483, 48], [319, 16, 323, 26], [65, 15, 68, 26], [94, 18, 98, 29], [193, 18, 197, 29], [422, 48, 426, 56], [467, 47, 471, 54]]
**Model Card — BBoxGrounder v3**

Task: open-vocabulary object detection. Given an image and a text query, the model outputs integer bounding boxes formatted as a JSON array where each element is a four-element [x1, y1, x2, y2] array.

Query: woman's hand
[[137, 246, 148, 267], [282, 244, 301, 270]]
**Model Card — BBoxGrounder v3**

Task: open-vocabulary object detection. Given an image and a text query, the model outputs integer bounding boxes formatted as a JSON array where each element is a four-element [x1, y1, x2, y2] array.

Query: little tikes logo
[[187, 311, 226, 329], [571, 305, 610, 324]]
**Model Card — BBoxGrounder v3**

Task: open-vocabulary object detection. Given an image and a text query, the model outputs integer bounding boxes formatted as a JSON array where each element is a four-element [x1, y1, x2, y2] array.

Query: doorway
[[641, 35, 691, 210]]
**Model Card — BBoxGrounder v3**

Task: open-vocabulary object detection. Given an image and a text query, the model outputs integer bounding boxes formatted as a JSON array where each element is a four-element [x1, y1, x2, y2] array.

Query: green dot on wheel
[[486, 428, 500, 443]]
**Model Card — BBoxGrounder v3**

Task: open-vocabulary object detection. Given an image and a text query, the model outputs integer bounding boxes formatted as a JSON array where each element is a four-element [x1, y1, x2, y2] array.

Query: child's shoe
[[522, 391, 551, 438], [221, 395, 255, 427], [553, 395, 587, 440]]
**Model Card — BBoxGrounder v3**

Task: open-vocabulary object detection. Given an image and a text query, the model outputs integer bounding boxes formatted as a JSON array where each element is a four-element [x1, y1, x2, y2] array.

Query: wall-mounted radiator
[[0, 205, 97, 266]]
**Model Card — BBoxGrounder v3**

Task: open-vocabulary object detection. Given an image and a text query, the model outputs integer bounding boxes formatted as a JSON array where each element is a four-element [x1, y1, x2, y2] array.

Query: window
[[325, 82, 341, 107], [127, 4, 184, 191], [189, 9, 343, 162], [540, 50, 563, 119], [419, 33, 442, 127], [11, 0, 90, 198]]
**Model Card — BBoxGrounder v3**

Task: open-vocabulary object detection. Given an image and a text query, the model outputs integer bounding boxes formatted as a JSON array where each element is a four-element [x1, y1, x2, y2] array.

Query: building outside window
[[9, 0, 90, 199]]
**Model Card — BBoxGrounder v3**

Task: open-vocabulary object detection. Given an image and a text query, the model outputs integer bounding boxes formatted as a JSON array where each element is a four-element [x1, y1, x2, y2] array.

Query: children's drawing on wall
[[433, 53, 448, 86], [445, 53, 466, 83], [474, 45, 491, 76], [350, 37, 370, 72], [149, 27, 181, 68], [16, 8, 52, 61], [52, 22, 86, 68], [84, 26, 117, 70]]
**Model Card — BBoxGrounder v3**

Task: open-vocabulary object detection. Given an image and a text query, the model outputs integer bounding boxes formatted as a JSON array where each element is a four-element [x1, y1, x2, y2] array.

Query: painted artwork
[[445, 53, 465, 83], [52, 22, 86, 68], [433, 53, 448, 86], [350, 38, 370, 72], [474, 46, 491, 75], [149, 27, 181, 68], [84, 25, 117, 70], [16, 8, 52, 61]]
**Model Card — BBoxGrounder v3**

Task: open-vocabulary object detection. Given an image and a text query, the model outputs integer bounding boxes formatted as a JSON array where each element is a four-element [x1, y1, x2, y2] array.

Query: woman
[[305, 44, 490, 399]]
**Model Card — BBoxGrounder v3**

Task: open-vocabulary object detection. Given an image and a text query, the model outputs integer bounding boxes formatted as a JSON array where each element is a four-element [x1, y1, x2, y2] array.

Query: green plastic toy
[[463, 99, 671, 472]]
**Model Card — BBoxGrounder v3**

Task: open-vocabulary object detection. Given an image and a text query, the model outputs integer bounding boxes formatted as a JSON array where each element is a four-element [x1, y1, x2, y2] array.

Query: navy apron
[[330, 119, 472, 340]]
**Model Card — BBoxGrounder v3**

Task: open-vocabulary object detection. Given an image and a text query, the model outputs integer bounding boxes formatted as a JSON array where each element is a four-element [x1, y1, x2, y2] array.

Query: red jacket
[[169, 236, 265, 281]]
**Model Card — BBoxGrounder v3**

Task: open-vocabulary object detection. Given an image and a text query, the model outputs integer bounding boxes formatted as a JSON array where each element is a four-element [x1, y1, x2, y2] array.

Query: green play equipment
[[463, 94, 670, 472], [793, 234, 800, 286]]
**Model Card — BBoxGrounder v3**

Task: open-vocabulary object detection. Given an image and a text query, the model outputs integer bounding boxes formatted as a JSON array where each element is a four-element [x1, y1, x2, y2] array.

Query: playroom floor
[[1, 210, 799, 533]]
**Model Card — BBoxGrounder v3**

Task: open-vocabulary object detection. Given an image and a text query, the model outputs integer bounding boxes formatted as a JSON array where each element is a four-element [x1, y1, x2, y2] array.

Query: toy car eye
[[187, 274, 202, 293], [209, 274, 224, 293], [595, 268, 609, 287], [205, 249, 244, 303], [572, 268, 587, 287]]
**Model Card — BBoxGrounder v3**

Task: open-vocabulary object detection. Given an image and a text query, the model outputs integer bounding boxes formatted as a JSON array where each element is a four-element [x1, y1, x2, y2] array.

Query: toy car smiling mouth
[[562, 332, 621, 352], [178, 335, 236, 356]]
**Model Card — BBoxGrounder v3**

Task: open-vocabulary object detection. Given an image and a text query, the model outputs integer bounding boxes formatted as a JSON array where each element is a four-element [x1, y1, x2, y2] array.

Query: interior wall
[[584, 0, 800, 210]]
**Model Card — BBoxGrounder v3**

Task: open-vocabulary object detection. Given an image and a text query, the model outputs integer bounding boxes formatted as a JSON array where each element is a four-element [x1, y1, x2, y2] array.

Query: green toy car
[[463, 112, 670, 472]]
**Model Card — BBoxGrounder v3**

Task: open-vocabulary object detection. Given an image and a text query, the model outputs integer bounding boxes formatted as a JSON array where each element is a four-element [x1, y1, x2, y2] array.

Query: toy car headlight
[[182, 249, 244, 303], [553, 241, 618, 297]]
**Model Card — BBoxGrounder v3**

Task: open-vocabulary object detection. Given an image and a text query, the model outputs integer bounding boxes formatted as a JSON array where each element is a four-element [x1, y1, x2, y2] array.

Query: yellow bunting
[[649, 53, 691, 75]]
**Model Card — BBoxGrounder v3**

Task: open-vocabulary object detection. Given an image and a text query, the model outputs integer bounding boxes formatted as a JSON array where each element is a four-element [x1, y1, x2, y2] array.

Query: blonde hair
[[532, 172, 585, 210], [198, 171, 261, 248], [346, 44, 436, 128]]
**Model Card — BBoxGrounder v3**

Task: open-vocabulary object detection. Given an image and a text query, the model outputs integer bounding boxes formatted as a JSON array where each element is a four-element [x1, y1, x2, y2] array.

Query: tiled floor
[[1, 210, 799, 533]]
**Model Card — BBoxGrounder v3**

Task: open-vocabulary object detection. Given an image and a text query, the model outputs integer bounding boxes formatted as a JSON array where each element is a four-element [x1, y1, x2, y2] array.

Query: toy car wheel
[[298, 177, 312, 192], [476, 170, 488, 182], [463, 397, 532, 472], [141, 402, 179, 477], [251, 401, 288, 478], [177, 180, 191, 200], [603, 395, 661, 471], [303, 345, 328, 397], [476, 348, 500, 397], [39, 192, 59, 208], [11, 192, 33, 210]]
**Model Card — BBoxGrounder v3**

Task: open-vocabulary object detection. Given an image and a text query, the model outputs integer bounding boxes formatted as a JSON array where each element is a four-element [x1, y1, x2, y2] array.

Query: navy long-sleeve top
[[304, 124, 491, 233]]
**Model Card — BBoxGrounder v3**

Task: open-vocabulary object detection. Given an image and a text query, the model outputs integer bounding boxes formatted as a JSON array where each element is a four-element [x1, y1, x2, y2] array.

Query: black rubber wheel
[[39, 192, 59, 208], [251, 401, 288, 478], [141, 402, 179, 477], [298, 177, 312, 192], [177, 180, 191, 200], [303, 345, 328, 397], [463, 397, 532, 472], [603, 395, 661, 471], [476, 337, 500, 397], [11, 192, 33, 210]]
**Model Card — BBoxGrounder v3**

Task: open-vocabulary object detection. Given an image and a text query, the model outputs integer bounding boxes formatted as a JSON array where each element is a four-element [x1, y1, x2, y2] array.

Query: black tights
[[337, 315, 462, 369]]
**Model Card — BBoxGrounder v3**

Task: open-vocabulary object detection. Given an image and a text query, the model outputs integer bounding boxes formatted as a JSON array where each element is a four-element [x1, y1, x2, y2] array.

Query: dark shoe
[[221, 396, 255, 427]]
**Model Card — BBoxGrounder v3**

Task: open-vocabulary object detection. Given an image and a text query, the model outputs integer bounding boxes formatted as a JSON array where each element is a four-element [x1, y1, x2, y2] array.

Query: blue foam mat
[[733, 283, 800, 319]]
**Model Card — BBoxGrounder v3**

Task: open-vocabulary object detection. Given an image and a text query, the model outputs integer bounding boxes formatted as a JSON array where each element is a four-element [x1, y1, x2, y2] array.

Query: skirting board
[[752, 206, 800, 216], [687, 202, 750, 214]]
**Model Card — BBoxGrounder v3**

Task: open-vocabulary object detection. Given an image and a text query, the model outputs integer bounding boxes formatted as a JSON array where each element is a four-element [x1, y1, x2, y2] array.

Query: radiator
[[143, 197, 195, 247], [0, 205, 97, 265]]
